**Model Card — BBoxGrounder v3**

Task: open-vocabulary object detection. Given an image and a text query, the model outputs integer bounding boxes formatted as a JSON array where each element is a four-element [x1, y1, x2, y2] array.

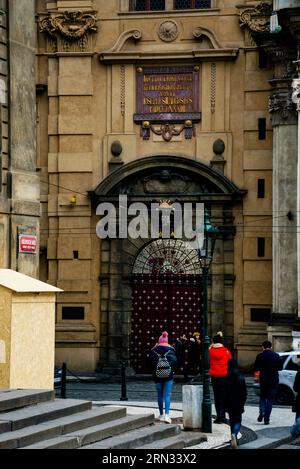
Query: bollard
[[120, 361, 128, 401], [60, 362, 67, 399]]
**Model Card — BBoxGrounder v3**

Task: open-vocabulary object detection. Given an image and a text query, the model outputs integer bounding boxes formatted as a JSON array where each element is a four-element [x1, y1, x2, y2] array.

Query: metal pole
[[61, 362, 67, 399], [120, 361, 128, 401], [201, 266, 212, 433]]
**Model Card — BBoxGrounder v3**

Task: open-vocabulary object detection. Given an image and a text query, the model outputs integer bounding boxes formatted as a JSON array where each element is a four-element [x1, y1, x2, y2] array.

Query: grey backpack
[[154, 351, 172, 378]]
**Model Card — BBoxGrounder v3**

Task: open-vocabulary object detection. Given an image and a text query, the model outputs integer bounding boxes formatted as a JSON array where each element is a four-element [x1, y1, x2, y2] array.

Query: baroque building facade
[[0, 0, 39, 278], [36, 0, 298, 372]]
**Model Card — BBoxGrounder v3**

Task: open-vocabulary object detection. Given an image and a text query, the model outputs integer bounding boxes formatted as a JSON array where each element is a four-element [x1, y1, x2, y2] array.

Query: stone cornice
[[99, 26, 239, 64]]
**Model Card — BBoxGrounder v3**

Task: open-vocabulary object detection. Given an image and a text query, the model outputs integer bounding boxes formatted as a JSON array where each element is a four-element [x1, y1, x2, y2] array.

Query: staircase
[[0, 389, 206, 449]]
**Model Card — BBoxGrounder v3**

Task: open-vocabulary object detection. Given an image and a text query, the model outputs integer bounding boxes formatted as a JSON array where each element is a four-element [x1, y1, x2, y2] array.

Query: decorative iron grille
[[133, 239, 201, 275]]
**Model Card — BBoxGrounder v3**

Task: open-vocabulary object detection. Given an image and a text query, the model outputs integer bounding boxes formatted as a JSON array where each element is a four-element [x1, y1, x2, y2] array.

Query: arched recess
[[90, 155, 246, 372]]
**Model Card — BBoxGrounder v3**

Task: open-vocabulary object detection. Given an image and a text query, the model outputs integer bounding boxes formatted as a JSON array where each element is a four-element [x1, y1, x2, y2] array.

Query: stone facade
[[0, 0, 39, 278], [36, 0, 277, 371]]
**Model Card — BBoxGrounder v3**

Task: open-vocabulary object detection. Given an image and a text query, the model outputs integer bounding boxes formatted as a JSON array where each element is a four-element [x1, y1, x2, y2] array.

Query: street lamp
[[197, 209, 219, 433]]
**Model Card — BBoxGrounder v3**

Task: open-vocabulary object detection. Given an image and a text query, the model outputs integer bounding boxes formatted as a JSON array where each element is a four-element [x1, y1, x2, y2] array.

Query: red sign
[[18, 235, 37, 254]]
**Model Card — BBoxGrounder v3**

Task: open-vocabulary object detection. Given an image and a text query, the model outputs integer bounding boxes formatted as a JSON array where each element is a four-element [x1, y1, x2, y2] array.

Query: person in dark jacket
[[224, 359, 247, 449], [209, 333, 232, 423], [149, 331, 177, 424], [253, 340, 282, 425], [173, 333, 188, 381], [293, 370, 300, 420]]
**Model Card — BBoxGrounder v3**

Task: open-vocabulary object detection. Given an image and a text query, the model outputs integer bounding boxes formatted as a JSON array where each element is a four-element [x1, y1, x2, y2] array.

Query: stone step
[[139, 431, 207, 450], [0, 406, 126, 449], [0, 399, 92, 431], [66, 413, 155, 448], [81, 423, 180, 449], [0, 390, 54, 412]]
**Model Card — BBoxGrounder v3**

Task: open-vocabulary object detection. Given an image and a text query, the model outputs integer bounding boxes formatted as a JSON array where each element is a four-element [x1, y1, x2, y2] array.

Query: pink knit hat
[[158, 331, 169, 345]]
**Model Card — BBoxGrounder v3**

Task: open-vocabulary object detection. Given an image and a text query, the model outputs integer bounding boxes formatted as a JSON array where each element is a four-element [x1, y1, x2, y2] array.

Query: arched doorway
[[131, 239, 202, 373], [91, 154, 246, 371]]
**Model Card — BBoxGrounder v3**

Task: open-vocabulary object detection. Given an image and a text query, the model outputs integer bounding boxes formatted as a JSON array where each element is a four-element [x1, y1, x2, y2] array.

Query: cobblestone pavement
[[57, 377, 260, 405]]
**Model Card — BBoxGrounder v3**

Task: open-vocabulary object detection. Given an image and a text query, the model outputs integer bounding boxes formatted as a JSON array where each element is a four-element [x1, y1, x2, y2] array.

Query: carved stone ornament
[[292, 78, 300, 112], [141, 121, 194, 142], [158, 21, 179, 42], [38, 10, 98, 52], [269, 90, 298, 126], [239, 2, 272, 33]]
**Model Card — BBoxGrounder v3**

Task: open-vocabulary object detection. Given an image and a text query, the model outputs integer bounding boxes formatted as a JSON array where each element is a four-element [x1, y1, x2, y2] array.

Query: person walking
[[224, 359, 247, 449], [253, 340, 282, 425], [149, 331, 177, 424], [209, 333, 232, 423], [290, 369, 300, 437], [187, 332, 202, 383], [173, 333, 188, 382]]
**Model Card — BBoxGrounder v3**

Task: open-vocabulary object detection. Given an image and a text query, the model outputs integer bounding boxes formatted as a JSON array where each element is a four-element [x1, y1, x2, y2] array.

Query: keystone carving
[[239, 2, 272, 33], [38, 10, 98, 52], [158, 21, 179, 43]]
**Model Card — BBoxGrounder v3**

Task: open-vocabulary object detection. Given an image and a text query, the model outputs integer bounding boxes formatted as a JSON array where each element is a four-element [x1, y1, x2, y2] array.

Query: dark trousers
[[259, 384, 277, 422], [211, 376, 226, 421]]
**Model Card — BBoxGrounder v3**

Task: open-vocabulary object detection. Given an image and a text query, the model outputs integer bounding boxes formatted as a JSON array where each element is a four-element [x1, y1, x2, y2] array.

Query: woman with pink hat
[[149, 331, 177, 423]]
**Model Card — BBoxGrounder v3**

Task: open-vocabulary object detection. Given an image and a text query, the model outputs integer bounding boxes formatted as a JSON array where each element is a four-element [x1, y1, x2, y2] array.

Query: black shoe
[[264, 419, 270, 425], [213, 419, 223, 424], [257, 414, 264, 422]]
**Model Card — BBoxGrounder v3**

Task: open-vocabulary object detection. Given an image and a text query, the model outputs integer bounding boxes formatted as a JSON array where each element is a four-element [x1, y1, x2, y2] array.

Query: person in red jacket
[[209, 333, 232, 423]]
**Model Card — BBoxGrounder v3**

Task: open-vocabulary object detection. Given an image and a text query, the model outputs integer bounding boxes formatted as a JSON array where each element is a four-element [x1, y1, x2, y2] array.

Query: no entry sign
[[18, 235, 37, 254]]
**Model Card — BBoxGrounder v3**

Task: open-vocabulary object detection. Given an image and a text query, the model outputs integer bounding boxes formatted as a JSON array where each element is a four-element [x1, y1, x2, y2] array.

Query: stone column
[[292, 71, 300, 349], [268, 80, 298, 350]]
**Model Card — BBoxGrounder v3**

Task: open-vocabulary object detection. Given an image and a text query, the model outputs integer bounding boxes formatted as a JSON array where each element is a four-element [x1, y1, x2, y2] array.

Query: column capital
[[269, 88, 298, 126], [292, 78, 300, 111]]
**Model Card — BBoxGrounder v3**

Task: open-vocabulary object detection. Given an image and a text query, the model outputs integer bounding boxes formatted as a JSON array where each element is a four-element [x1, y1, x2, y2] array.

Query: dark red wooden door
[[131, 274, 203, 373]]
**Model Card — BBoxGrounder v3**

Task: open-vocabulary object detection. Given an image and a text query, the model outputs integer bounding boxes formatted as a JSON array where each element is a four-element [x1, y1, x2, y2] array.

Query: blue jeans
[[229, 414, 242, 436], [259, 385, 277, 422], [155, 380, 173, 415]]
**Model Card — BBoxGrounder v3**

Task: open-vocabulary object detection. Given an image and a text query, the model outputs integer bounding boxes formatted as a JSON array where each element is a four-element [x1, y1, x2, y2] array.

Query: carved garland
[[38, 10, 98, 52], [141, 121, 194, 142]]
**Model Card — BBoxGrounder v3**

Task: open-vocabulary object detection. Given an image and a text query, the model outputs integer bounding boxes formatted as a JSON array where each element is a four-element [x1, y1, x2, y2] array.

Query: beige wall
[[36, 0, 273, 369]]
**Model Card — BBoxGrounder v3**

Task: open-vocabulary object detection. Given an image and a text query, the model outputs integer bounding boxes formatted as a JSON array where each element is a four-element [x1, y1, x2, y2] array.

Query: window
[[129, 0, 165, 10], [250, 308, 271, 322], [129, 0, 211, 10], [258, 118, 266, 140], [174, 0, 211, 8], [257, 179, 265, 199], [257, 237, 265, 258], [73, 251, 79, 259], [259, 49, 268, 69], [62, 306, 85, 320], [285, 356, 300, 372]]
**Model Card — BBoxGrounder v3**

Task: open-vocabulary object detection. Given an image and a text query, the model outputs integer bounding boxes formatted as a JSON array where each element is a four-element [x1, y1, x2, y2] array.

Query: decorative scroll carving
[[158, 20, 179, 43], [38, 10, 98, 52], [193, 26, 222, 49], [104, 29, 142, 53], [141, 121, 194, 142], [239, 2, 272, 33], [292, 78, 300, 112], [269, 90, 297, 126]]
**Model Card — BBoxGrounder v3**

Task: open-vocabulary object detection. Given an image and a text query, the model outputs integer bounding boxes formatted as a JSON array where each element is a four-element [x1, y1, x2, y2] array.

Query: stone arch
[[92, 155, 246, 372]]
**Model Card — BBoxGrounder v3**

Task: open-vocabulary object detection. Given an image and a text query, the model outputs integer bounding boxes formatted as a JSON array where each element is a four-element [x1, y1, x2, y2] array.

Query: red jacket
[[209, 344, 232, 378]]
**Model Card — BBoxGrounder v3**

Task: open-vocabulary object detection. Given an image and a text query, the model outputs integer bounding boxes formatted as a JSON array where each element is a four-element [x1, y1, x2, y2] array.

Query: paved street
[[59, 376, 260, 405]]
